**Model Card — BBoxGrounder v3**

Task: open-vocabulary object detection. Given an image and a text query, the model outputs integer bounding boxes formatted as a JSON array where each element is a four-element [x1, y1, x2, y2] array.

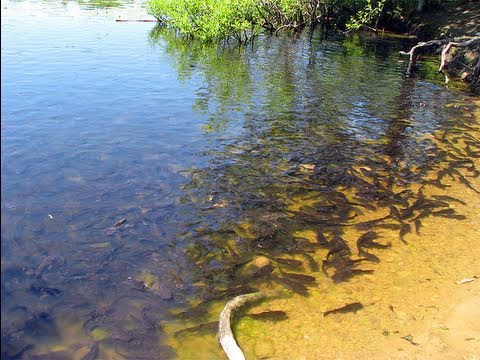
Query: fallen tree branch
[[115, 19, 157, 22], [218, 292, 264, 360], [399, 36, 480, 81], [399, 39, 446, 62], [439, 37, 480, 84]]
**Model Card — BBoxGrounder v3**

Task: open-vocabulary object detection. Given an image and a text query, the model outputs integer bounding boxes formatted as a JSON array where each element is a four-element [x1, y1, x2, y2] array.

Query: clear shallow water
[[1, 1, 479, 359]]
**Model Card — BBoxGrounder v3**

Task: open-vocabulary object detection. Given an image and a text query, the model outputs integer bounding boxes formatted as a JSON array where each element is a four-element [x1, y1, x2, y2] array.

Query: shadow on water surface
[[2, 7, 480, 359]]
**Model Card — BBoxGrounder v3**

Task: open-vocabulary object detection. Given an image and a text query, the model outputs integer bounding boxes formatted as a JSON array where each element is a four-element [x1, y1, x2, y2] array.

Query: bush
[[147, 0, 260, 42], [147, 0, 457, 42]]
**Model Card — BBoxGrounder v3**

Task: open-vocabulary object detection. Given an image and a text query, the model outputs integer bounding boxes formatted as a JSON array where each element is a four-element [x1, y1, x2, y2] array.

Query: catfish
[[251, 264, 275, 279], [323, 302, 363, 316], [245, 311, 288, 321], [399, 223, 411, 244], [272, 275, 308, 295], [431, 195, 466, 205], [316, 231, 329, 246], [300, 251, 319, 272], [173, 322, 219, 337], [414, 219, 422, 235], [355, 216, 389, 230], [358, 248, 380, 263], [357, 231, 391, 250], [270, 257, 303, 268], [325, 235, 350, 260], [281, 272, 316, 284], [331, 268, 374, 282]]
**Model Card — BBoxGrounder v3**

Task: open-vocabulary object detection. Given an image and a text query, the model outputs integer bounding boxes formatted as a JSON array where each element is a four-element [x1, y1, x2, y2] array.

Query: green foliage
[[147, 0, 457, 42], [147, 0, 325, 41], [147, 0, 260, 42], [346, 0, 386, 30]]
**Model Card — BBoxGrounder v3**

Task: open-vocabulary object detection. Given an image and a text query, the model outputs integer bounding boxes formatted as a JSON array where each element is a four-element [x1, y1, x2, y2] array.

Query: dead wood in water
[[218, 292, 264, 360], [400, 36, 480, 91], [438, 37, 480, 84], [115, 19, 158, 22]]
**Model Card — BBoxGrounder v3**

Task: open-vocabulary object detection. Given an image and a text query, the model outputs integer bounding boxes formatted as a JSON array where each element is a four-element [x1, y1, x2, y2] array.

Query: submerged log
[[218, 292, 264, 360]]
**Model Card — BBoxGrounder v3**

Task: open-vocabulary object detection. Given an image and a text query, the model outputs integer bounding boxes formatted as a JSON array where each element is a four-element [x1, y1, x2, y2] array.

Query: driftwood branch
[[399, 39, 445, 62], [399, 36, 480, 81], [218, 292, 264, 360], [439, 37, 480, 84], [115, 19, 157, 22]]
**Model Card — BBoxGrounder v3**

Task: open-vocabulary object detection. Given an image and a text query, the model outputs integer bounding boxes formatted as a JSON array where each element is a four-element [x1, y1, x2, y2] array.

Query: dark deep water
[[2, 1, 479, 359]]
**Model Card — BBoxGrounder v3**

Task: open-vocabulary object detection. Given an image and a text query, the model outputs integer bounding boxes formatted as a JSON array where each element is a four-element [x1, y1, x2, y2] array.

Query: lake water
[[2, 1, 479, 359]]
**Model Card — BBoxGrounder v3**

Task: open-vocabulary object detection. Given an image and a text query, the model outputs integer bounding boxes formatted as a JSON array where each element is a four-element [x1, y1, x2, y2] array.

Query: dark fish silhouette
[[356, 232, 380, 263], [431, 195, 466, 205], [316, 231, 329, 246], [331, 268, 374, 282], [357, 231, 391, 252], [376, 223, 401, 230], [426, 179, 451, 189], [271, 257, 303, 268], [325, 235, 350, 260], [414, 219, 422, 235], [399, 223, 411, 244], [358, 248, 380, 263], [389, 206, 401, 220], [413, 209, 431, 221], [245, 311, 288, 321], [400, 206, 414, 220], [355, 216, 389, 230], [456, 172, 480, 193], [173, 322, 219, 337], [301, 251, 319, 272], [356, 231, 377, 247], [252, 264, 275, 279], [177, 285, 257, 319], [114, 218, 127, 227], [272, 275, 308, 295], [281, 272, 316, 284], [431, 208, 455, 217], [323, 302, 363, 316]]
